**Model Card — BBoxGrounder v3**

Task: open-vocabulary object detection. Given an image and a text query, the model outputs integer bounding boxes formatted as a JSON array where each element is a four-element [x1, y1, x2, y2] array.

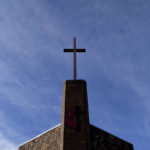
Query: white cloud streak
[[0, 132, 17, 150]]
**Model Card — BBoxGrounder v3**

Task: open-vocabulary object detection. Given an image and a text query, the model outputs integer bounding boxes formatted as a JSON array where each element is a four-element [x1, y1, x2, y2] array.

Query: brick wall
[[60, 80, 91, 150], [90, 124, 134, 150], [19, 125, 61, 150]]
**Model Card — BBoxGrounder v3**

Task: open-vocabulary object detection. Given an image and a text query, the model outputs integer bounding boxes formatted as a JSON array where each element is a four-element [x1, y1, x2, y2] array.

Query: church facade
[[19, 80, 134, 150]]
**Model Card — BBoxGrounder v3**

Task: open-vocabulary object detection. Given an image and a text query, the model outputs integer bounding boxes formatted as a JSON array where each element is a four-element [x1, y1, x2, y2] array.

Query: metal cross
[[64, 37, 86, 80]]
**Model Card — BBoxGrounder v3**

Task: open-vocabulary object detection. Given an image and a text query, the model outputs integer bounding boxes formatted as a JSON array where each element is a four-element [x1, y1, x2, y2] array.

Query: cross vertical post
[[64, 37, 86, 80], [73, 37, 77, 80]]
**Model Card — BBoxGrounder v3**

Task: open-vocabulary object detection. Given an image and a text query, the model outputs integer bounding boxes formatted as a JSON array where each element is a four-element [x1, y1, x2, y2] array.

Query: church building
[[19, 38, 134, 150]]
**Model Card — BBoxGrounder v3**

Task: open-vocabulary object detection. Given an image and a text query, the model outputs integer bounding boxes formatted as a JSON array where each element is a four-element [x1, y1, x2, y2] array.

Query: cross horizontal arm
[[64, 49, 86, 52]]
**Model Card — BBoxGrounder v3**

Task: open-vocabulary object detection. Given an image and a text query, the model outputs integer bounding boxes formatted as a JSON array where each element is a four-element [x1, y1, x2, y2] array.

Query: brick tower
[[19, 38, 134, 150], [60, 80, 91, 150]]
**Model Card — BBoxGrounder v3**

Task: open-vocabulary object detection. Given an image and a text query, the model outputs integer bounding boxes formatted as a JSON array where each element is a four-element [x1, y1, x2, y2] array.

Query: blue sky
[[0, 0, 149, 149]]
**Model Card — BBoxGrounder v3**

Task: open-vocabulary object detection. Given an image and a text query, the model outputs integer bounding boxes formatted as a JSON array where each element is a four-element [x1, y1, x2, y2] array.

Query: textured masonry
[[19, 80, 134, 150], [19, 125, 61, 150]]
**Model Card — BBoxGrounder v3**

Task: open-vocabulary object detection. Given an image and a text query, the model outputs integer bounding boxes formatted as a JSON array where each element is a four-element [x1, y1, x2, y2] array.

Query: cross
[[64, 37, 86, 80]]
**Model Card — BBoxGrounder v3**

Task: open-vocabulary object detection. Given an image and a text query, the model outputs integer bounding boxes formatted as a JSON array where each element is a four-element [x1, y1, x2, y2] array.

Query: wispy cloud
[[90, 44, 150, 139], [0, 0, 149, 150], [0, 132, 17, 150]]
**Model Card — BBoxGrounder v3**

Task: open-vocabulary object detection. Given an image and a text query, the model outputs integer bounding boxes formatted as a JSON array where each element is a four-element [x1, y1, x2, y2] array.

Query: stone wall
[[61, 80, 91, 150], [18, 79, 134, 150], [90, 124, 134, 150], [19, 125, 61, 150]]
